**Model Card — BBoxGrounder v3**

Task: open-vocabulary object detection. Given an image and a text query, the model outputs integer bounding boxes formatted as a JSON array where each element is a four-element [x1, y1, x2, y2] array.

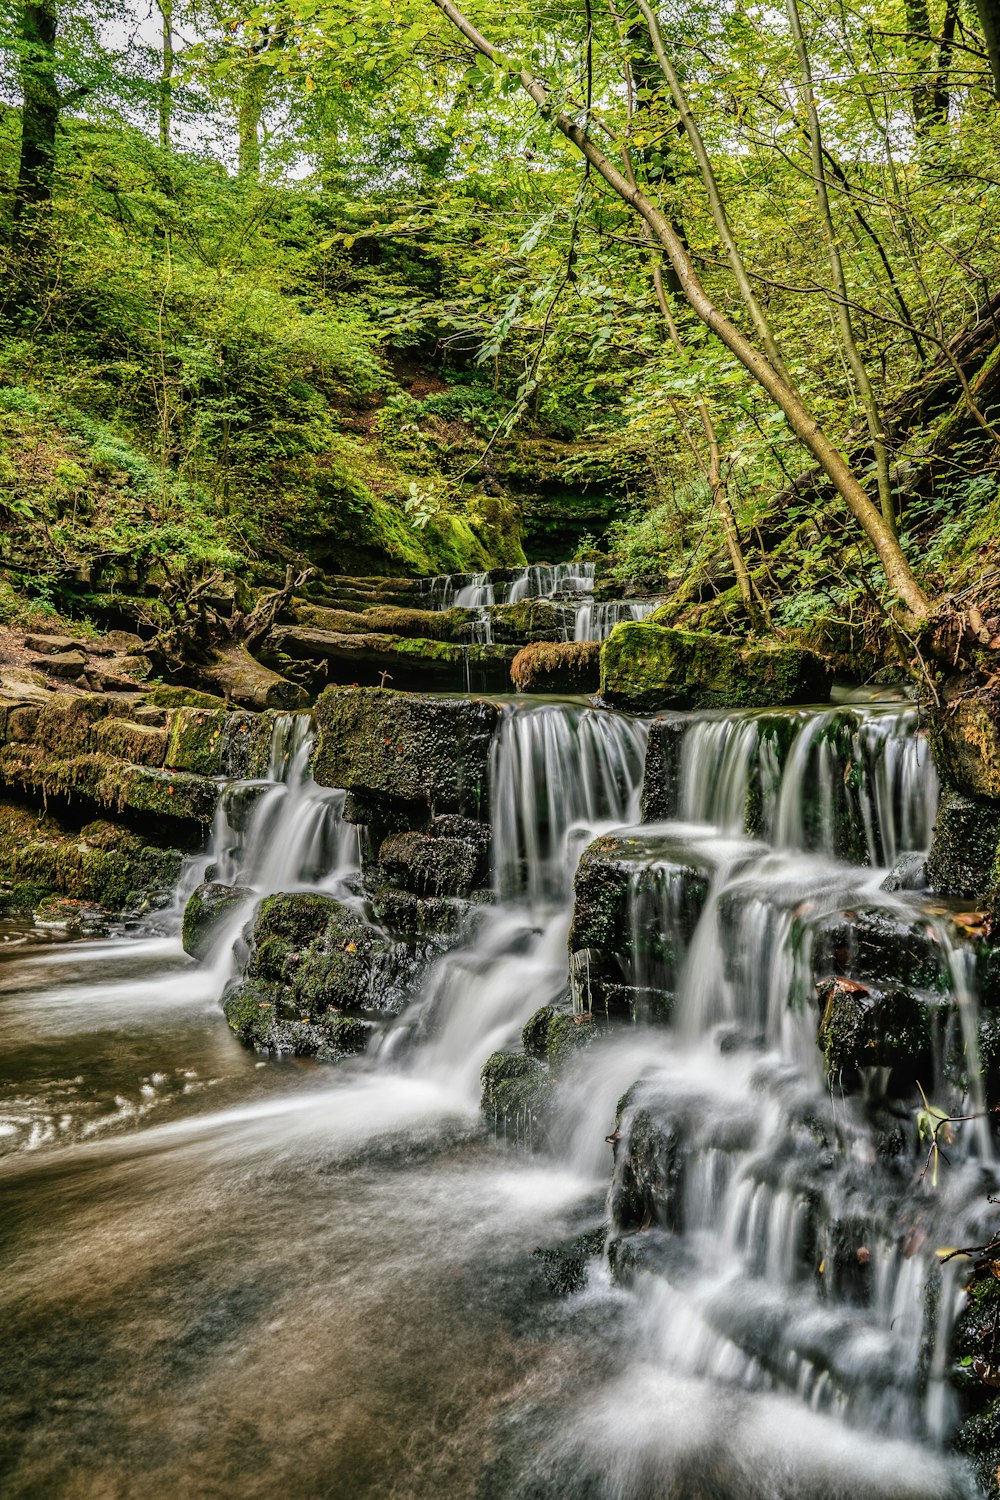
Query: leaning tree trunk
[[197, 641, 307, 710], [14, 0, 59, 224]]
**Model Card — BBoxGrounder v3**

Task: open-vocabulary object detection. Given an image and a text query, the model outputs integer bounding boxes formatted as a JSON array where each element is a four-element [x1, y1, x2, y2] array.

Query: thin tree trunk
[[974, 0, 1000, 99], [157, 0, 174, 150], [237, 65, 267, 178], [14, 0, 59, 223], [428, 0, 931, 618], [931, 0, 960, 121], [784, 0, 898, 537]]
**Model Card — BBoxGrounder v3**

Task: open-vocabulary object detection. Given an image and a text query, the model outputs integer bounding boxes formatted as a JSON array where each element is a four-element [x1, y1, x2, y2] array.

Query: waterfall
[[210, 713, 360, 894], [490, 702, 648, 905], [424, 562, 661, 645]]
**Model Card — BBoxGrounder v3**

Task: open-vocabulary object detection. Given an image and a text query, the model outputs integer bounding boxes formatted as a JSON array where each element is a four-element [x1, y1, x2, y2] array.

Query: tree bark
[[428, 0, 931, 619], [157, 0, 174, 150], [198, 641, 307, 709], [14, 0, 59, 223], [974, 0, 1000, 99], [237, 66, 267, 178]]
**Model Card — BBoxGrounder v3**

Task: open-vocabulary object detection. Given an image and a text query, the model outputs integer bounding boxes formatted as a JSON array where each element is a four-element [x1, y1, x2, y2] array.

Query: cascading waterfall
[[424, 562, 661, 644], [1, 688, 993, 1500]]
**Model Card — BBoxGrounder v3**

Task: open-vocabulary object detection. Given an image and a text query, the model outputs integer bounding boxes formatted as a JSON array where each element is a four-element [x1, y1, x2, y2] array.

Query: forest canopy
[[1, 0, 1000, 649]]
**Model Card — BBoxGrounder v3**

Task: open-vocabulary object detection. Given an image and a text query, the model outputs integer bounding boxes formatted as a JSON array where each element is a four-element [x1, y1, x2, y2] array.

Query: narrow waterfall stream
[[0, 693, 991, 1498]]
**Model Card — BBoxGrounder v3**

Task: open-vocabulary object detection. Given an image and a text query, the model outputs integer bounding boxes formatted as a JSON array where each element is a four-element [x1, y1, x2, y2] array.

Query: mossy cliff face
[[268, 624, 516, 693], [312, 686, 501, 819], [0, 691, 268, 836], [600, 623, 831, 712], [0, 797, 183, 917]]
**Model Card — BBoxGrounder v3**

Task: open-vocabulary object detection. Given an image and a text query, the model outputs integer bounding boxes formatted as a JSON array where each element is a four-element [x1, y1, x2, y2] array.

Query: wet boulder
[[313, 686, 501, 819], [927, 787, 1000, 903], [816, 976, 932, 1086], [930, 688, 1000, 801], [377, 824, 487, 899], [222, 890, 411, 1055], [639, 714, 687, 820], [480, 1051, 549, 1143], [600, 623, 831, 713], [608, 1085, 686, 1235], [488, 600, 567, 644], [570, 832, 712, 1022], [182, 881, 253, 961], [164, 707, 254, 777], [811, 905, 949, 993], [510, 640, 600, 694]]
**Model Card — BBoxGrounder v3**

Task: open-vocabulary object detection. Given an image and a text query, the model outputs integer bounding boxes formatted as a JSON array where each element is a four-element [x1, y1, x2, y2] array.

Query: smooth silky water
[[0, 694, 990, 1498]]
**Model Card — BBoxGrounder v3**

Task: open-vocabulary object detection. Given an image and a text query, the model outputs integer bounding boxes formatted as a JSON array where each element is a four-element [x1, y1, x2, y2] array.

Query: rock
[[816, 976, 932, 1084], [120, 652, 153, 681], [181, 881, 253, 961], [531, 1226, 607, 1296], [600, 623, 831, 712], [313, 686, 501, 818], [489, 600, 567, 644], [91, 629, 145, 657], [164, 706, 253, 776], [569, 831, 713, 1021], [144, 685, 227, 711], [811, 905, 948, 992], [480, 1051, 548, 1138], [369, 888, 473, 941], [609, 1084, 686, 1234], [880, 853, 928, 893], [93, 717, 167, 767], [33, 694, 109, 753], [510, 640, 600, 694], [268, 626, 516, 693], [927, 787, 1000, 903], [38, 650, 89, 677], [294, 603, 473, 641], [930, 687, 1000, 801], [32, 894, 110, 936], [133, 706, 169, 727], [23, 633, 89, 654], [377, 826, 487, 897], [640, 714, 687, 820], [0, 802, 182, 915]]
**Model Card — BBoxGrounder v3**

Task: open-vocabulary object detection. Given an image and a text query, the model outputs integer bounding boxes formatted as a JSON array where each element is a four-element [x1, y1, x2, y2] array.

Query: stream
[[0, 687, 992, 1499]]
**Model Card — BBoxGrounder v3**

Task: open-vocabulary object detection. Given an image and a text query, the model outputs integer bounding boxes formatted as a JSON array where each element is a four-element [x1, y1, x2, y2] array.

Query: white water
[[0, 693, 991, 1499], [426, 563, 660, 644]]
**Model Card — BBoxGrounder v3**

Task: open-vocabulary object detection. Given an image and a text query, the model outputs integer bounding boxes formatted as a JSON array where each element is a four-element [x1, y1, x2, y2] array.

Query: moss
[[545, 1012, 597, 1069], [181, 881, 253, 961], [96, 763, 219, 825], [931, 689, 1000, 801], [222, 977, 277, 1050], [296, 603, 473, 641], [510, 640, 600, 694], [145, 684, 227, 711], [318, 1014, 373, 1057], [377, 828, 482, 897], [313, 686, 500, 816], [480, 1050, 548, 1135], [816, 977, 932, 1085], [0, 800, 182, 913], [927, 788, 1000, 904], [164, 707, 253, 776], [93, 717, 166, 767], [489, 600, 565, 644], [522, 1004, 557, 1060], [600, 623, 831, 712]]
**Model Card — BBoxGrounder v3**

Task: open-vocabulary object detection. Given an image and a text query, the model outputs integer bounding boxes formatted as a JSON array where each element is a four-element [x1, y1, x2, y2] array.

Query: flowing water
[[0, 693, 992, 1498], [425, 564, 660, 643]]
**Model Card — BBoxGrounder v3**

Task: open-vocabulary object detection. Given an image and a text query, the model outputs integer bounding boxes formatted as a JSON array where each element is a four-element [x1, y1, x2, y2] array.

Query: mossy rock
[[96, 763, 219, 826], [312, 686, 500, 817], [639, 714, 687, 821], [816, 976, 932, 1086], [182, 881, 253, 961], [164, 706, 254, 776], [927, 787, 1000, 904], [93, 717, 166, 767], [930, 686, 1000, 800], [145, 684, 227, 711], [510, 640, 600, 694], [377, 828, 484, 898], [489, 600, 566, 644], [600, 623, 831, 712], [480, 1050, 549, 1139], [33, 694, 110, 754], [295, 603, 473, 642]]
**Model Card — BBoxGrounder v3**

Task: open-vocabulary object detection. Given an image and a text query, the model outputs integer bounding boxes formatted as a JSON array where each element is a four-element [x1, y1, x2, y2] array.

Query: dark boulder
[[182, 881, 253, 962]]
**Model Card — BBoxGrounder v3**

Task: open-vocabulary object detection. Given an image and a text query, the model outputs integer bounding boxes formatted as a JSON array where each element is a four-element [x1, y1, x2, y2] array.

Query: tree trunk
[[198, 641, 307, 709], [14, 0, 59, 223], [237, 65, 267, 178], [157, 0, 174, 150], [429, 0, 931, 620], [974, 0, 1000, 99]]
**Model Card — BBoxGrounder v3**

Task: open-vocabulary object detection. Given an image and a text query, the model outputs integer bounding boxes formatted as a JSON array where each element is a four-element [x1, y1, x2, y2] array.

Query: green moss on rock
[[313, 686, 500, 817], [600, 623, 831, 712], [510, 640, 600, 694], [182, 881, 253, 961], [93, 717, 166, 767]]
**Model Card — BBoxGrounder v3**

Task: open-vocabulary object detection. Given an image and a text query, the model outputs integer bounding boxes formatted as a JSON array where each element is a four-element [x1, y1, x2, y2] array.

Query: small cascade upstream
[[424, 562, 660, 643], [0, 689, 994, 1499]]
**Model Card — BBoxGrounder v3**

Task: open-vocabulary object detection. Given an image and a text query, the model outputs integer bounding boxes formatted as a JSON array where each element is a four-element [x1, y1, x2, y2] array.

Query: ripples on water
[[0, 692, 988, 1499]]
